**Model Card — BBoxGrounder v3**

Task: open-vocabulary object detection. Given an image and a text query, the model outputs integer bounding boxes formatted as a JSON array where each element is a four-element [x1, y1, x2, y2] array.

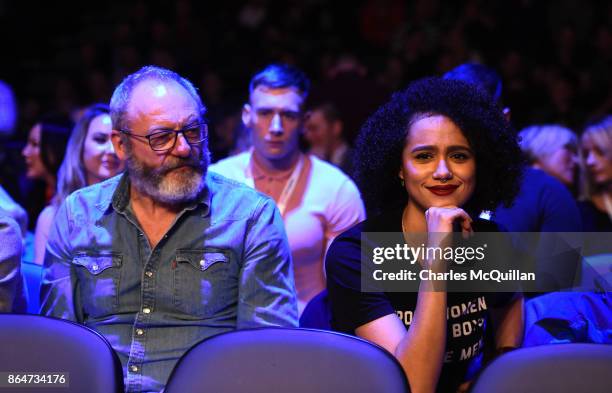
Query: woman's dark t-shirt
[[326, 208, 514, 393]]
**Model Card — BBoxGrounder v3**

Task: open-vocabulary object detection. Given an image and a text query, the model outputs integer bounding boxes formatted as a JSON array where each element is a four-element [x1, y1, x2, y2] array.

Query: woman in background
[[22, 119, 71, 205], [579, 116, 612, 231], [30, 104, 124, 264], [22, 118, 71, 264], [54, 104, 124, 203], [518, 124, 578, 189], [326, 78, 524, 393]]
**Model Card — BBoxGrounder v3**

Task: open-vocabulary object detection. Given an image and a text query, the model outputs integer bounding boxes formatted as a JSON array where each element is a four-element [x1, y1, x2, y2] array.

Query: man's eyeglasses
[[119, 122, 208, 152]]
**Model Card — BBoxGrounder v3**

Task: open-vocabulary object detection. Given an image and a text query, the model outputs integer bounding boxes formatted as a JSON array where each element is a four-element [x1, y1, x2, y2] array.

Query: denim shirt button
[[130, 365, 139, 372], [142, 307, 151, 314], [136, 329, 144, 336], [145, 271, 153, 278], [199, 260, 205, 268], [92, 264, 99, 271]]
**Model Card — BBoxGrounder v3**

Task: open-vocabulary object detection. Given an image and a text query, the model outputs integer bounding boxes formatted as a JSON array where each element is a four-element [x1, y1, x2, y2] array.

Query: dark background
[[1, 0, 611, 226]]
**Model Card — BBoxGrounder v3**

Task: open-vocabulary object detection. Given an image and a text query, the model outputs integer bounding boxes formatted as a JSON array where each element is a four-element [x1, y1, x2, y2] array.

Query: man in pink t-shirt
[[211, 64, 365, 315]]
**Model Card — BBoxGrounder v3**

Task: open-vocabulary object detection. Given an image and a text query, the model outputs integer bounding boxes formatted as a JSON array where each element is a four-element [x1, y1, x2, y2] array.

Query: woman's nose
[[433, 158, 452, 180], [585, 151, 596, 166]]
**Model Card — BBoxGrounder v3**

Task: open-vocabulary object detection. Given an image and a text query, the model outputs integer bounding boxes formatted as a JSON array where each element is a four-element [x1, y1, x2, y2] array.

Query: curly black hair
[[354, 77, 523, 217]]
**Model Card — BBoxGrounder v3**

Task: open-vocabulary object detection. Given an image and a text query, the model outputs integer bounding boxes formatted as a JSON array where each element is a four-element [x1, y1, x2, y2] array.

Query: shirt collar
[[249, 150, 302, 181]]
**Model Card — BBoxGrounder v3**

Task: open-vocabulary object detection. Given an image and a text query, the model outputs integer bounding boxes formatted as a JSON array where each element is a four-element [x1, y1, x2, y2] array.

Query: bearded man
[[40, 66, 298, 393]]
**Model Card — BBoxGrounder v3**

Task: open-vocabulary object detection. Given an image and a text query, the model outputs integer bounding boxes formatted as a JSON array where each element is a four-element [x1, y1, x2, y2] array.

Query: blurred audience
[[304, 102, 354, 176], [445, 63, 583, 294], [3, 1, 611, 136], [518, 125, 579, 188], [309, 53, 390, 144], [21, 118, 72, 264], [21, 118, 72, 204], [578, 116, 612, 232], [0, 80, 17, 138], [31, 105, 124, 265]]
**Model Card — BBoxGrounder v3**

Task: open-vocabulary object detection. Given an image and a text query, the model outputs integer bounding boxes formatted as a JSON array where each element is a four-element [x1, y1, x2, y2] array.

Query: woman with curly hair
[[326, 78, 524, 393]]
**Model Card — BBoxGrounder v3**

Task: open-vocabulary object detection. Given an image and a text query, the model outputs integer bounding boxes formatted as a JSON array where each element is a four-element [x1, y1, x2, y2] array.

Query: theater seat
[[470, 343, 612, 393], [0, 314, 124, 393], [165, 327, 409, 393]]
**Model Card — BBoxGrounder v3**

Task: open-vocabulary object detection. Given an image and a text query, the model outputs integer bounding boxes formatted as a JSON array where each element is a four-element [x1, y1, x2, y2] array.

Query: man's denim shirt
[[40, 171, 298, 393]]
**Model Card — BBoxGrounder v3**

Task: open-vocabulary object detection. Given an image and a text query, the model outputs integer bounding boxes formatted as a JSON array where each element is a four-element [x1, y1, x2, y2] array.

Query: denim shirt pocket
[[73, 253, 122, 318], [173, 248, 235, 318]]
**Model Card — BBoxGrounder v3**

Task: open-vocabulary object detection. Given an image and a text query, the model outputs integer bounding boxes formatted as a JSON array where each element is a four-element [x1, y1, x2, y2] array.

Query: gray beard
[[125, 144, 210, 205]]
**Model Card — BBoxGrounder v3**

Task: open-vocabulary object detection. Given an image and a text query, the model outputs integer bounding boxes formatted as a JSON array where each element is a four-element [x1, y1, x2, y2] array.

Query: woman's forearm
[[394, 283, 447, 393]]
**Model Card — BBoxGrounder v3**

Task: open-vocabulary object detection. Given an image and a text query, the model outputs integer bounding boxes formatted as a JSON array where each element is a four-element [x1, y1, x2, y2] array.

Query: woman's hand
[[425, 206, 473, 235], [424, 206, 473, 270]]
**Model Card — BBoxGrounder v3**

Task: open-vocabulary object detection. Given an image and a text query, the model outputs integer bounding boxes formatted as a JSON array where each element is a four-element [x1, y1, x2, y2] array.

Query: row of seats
[[1, 314, 611, 393]]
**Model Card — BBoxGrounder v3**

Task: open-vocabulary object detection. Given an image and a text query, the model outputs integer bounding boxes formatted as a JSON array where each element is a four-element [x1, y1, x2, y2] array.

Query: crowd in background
[[0, 3, 610, 391], [0, 0, 611, 241]]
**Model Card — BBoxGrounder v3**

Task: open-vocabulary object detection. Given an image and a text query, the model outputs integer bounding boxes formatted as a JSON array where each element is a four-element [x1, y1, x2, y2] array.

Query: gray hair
[[518, 124, 578, 164], [110, 65, 206, 132]]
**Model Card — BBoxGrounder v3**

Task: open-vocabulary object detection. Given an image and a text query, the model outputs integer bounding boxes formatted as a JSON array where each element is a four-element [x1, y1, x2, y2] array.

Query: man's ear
[[241, 104, 252, 127], [111, 130, 127, 161]]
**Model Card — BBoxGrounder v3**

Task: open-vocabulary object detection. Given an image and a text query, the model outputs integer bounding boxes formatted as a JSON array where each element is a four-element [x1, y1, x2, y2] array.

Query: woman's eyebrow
[[410, 145, 435, 152], [410, 145, 473, 153], [447, 145, 473, 153]]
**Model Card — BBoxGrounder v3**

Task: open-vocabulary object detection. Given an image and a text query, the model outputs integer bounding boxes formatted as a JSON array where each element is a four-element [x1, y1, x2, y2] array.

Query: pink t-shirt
[[211, 151, 365, 315]]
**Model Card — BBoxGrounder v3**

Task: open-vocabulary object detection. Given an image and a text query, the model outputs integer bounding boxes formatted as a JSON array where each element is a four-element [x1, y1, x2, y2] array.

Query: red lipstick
[[427, 185, 459, 196]]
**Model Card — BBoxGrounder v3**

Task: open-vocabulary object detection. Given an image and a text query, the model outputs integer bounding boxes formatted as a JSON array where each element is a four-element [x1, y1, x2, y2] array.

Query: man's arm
[[325, 178, 366, 245], [0, 215, 23, 312], [39, 201, 80, 322], [237, 197, 298, 327]]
